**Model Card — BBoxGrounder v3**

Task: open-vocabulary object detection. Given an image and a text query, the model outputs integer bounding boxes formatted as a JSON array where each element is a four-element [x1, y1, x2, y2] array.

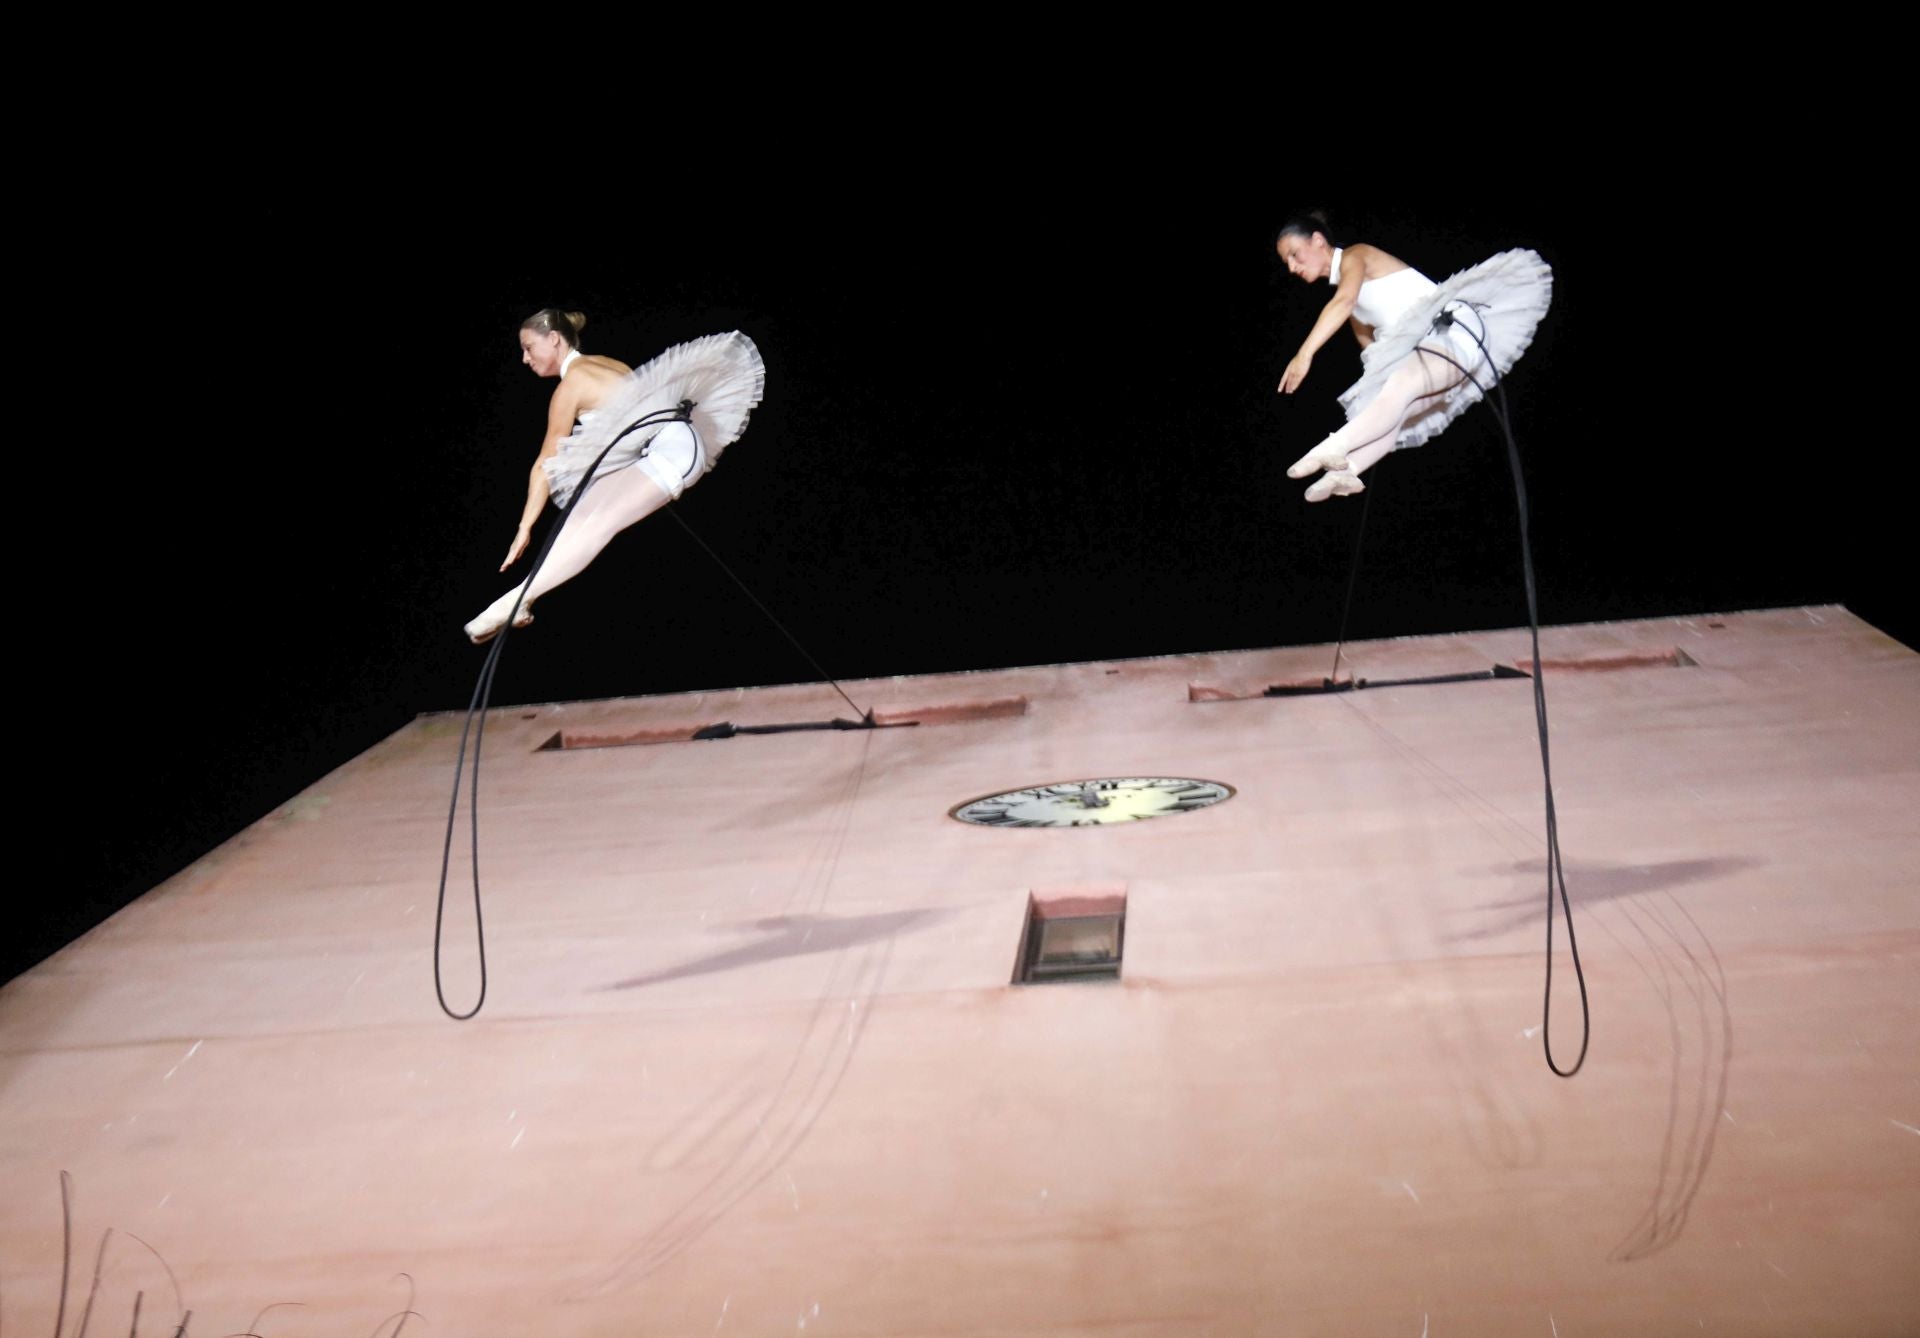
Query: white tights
[[1321, 345, 1469, 477], [467, 452, 675, 637]]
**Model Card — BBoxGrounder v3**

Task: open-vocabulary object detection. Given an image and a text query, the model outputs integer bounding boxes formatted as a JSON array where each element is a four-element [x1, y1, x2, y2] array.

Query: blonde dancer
[[465, 311, 764, 643]]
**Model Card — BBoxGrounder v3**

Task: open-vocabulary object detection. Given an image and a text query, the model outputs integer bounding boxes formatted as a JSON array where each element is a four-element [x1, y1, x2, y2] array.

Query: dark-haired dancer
[[465, 310, 764, 643], [1274, 216, 1552, 501]]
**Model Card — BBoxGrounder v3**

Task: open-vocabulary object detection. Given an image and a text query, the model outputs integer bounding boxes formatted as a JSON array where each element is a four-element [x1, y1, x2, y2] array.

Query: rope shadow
[[1465, 856, 1738, 1261], [571, 733, 890, 1299]]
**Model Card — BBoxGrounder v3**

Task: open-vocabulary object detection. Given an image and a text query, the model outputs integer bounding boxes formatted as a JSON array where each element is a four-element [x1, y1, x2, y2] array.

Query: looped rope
[[433, 403, 696, 1020], [1418, 312, 1591, 1078], [433, 400, 871, 1021]]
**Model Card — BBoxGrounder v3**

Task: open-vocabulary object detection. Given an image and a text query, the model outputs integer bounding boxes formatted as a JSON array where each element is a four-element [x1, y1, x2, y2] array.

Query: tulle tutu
[[1337, 249, 1552, 449], [543, 331, 766, 507]]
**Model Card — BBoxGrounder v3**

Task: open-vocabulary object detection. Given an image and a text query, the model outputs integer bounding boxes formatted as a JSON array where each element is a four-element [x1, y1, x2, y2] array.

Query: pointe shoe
[[464, 601, 536, 646], [1287, 442, 1351, 479], [465, 610, 506, 645], [1304, 469, 1365, 503]]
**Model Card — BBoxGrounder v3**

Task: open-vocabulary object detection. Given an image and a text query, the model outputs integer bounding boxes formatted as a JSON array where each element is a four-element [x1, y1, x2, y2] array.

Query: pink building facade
[[3, 607, 1917, 1334]]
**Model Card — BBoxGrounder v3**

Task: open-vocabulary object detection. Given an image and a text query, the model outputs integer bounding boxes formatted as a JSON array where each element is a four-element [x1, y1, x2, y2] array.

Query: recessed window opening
[[538, 696, 1029, 751], [1264, 664, 1530, 697], [1521, 647, 1698, 672], [1192, 647, 1698, 703], [1014, 888, 1126, 985]]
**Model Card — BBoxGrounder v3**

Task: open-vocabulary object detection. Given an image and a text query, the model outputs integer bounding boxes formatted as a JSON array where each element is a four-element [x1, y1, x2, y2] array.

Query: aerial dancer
[[1275, 215, 1591, 1076], [1274, 213, 1552, 500], [464, 310, 766, 642]]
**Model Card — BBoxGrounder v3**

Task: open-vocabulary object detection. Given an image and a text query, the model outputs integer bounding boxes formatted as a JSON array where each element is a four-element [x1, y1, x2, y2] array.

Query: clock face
[[951, 777, 1234, 828]]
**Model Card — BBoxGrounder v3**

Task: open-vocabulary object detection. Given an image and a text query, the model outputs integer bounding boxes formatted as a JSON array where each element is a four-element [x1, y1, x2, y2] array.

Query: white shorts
[[631, 421, 707, 501], [1432, 299, 1493, 382]]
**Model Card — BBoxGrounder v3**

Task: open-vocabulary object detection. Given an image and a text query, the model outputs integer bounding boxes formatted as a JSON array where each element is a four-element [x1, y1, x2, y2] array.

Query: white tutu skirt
[[1337, 249, 1552, 449], [543, 331, 766, 507]]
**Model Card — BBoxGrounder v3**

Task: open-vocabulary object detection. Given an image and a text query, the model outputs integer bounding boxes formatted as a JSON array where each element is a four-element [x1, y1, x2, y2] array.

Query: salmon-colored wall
[[3, 607, 1916, 1335]]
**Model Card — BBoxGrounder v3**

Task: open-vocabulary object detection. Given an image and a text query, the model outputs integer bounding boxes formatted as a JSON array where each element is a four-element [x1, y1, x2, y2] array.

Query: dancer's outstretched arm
[[502, 379, 585, 571], [1279, 245, 1369, 394]]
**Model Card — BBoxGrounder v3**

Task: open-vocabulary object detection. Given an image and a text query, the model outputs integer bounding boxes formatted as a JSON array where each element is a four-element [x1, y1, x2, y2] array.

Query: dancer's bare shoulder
[[564, 354, 635, 411], [1347, 243, 1411, 281]]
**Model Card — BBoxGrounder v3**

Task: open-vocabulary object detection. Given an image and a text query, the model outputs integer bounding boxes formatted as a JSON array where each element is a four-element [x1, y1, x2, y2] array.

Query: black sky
[[25, 157, 1901, 984]]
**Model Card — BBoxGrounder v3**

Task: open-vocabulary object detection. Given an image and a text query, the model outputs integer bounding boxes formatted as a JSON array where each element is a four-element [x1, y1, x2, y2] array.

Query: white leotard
[[1330, 247, 1440, 332]]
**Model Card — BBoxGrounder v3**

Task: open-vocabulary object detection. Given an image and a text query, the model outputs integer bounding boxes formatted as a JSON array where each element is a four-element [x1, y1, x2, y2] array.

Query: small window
[[1014, 888, 1126, 984]]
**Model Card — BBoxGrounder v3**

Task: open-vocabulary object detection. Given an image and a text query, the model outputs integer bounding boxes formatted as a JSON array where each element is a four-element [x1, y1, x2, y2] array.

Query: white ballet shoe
[[464, 600, 536, 646], [1287, 441, 1351, 479], [1304, 469, 1365, 503]]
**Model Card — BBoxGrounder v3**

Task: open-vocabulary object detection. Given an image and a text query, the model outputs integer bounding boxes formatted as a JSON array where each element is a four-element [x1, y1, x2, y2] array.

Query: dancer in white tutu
[[1274, 214, 1552, 501], [465, 310, 765, 643]]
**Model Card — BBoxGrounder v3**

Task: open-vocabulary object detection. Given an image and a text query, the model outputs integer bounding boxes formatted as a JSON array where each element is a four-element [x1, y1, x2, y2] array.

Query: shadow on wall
[[600, 908, 954, 992], [1469, 855, 1746, 1262], [1451, 856, 1761, 942], [575, 731, 911, 1299]]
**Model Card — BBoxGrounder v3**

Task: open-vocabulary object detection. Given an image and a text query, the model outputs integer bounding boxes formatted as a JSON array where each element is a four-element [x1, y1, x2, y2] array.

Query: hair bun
[[517, 308, 587, 349], [1275, 211, 1338, 250]]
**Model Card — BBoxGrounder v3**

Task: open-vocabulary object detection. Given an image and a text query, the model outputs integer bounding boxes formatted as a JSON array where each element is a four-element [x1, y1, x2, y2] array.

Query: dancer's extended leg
[[464, 450, 675, 643], [1288, 346, 1470, 491]]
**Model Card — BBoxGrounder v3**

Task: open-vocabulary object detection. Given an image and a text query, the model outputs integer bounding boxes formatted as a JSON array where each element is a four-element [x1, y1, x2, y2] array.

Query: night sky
[[27, 161, 1901, 985]]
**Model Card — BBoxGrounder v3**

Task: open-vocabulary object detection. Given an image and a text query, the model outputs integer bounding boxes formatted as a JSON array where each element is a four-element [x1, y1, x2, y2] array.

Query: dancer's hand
[[1278, 354, 1312, 395], [501, 524, 531, 571]]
